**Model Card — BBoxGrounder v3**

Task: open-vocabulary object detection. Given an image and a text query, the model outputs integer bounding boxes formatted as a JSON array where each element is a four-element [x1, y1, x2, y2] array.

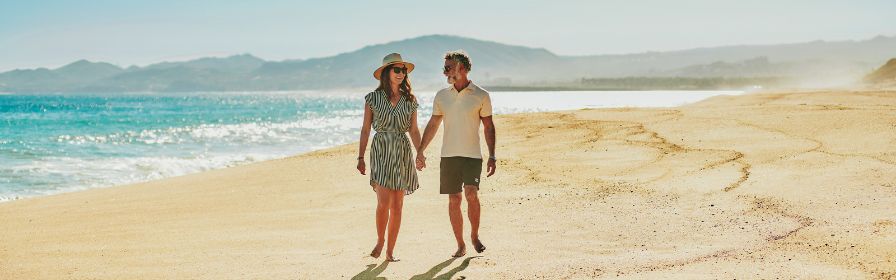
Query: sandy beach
[[2, 90, 895, 279]]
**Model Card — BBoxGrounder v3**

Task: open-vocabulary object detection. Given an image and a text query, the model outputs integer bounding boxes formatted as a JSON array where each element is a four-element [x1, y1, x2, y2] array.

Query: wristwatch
[[488, 155, 496, 161]]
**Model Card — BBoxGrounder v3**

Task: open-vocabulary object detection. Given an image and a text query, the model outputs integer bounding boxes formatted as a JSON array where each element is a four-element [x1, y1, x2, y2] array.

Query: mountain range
[[2, 34, 895, 92]]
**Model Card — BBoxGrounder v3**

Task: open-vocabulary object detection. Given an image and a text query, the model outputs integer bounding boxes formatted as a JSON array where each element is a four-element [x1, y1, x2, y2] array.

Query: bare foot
[[473, 239, 486, 253], [370, 243, 384, 258], [452, 245, 466, 258], [386, 255, 400, 262]]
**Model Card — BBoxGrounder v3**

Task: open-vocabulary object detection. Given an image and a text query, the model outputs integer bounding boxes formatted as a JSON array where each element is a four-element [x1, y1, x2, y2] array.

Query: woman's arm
[[409, 108, 422, 159], [357, 103, 373, 175]]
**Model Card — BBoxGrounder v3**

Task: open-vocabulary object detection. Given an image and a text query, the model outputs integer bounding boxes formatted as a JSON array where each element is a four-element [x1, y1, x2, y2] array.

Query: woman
[[357, 53, 422, 262]]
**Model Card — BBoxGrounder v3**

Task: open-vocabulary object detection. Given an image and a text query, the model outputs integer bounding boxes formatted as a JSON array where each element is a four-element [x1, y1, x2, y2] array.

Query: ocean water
[[0, 90, 741, 201]]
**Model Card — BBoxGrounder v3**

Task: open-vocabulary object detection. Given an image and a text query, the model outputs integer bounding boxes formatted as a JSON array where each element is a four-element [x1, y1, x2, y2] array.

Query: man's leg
[[464, 185, 485, 253], [448, 192, 465, 257], [464, 185, 481, 242]]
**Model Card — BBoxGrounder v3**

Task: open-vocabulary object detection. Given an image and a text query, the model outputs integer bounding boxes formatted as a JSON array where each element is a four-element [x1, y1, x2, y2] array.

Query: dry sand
[[1, 90, 895, 279]]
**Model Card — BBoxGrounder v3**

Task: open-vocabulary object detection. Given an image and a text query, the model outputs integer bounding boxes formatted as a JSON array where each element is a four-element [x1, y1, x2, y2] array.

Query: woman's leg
[[385, 188, 404, 261], [371, 184, 391, 258]]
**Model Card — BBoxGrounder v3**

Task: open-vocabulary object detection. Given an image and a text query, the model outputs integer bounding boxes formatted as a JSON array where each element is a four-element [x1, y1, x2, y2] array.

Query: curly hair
[[444, 50, 472, 72]]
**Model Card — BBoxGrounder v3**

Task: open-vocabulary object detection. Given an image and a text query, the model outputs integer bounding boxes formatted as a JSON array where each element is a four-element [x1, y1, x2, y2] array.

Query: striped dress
[[365, 90, 419, 195]]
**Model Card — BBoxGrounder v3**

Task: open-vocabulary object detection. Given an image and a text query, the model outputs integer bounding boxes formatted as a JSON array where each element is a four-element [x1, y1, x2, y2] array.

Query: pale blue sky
[[1, 0, 893, 71]]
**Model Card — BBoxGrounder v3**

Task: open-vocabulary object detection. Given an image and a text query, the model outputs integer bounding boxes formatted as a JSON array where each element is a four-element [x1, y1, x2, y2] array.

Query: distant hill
[[0, 60, 124, 92], [84, 54, 265, 92], [248, 35, 562, 90], [565, 35, 896, 86], [864, 58, 896, 85], [1, 34, 895, 92]]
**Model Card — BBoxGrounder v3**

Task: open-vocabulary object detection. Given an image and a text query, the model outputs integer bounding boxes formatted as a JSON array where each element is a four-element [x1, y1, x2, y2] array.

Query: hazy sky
[[1, 0, 894, 71]]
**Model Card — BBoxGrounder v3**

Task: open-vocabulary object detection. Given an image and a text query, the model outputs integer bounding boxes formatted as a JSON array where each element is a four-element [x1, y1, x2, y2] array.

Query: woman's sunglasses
[[391, 67, 408, 74]]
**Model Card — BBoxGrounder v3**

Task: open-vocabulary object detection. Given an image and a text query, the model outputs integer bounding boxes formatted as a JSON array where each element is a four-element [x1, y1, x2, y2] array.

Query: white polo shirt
[[432, 82, 493, 159]]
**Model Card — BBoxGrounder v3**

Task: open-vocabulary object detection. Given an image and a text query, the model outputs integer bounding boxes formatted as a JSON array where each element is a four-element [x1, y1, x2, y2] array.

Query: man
[[417, 50, 496, 258]]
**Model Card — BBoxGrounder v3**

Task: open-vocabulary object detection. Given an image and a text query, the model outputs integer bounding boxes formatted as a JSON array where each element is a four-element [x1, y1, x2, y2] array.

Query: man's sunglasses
[[391, 67, 408, 74], [443, 65, 453, 73]]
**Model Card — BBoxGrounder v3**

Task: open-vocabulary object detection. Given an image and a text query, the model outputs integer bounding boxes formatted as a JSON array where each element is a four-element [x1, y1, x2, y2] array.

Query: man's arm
[[420, 115, 443, 152], [481, 116, 496, 177], [417, 115, 443, 168]]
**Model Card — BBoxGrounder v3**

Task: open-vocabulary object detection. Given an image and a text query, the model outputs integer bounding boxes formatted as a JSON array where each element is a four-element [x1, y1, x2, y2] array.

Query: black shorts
[[440, 157, 483, 194]]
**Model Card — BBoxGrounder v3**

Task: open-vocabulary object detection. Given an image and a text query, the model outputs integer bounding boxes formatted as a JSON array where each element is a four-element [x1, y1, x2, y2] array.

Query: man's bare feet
[[386, 254, 400, 262], [473, 239, 486, 253], [452, 245, 466, 258], [370, 243, 384, 258]]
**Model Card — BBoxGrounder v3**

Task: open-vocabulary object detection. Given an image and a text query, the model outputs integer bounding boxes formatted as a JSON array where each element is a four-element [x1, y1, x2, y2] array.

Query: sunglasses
[[391, 67, 408, 74], [443, 65, 453, 73]]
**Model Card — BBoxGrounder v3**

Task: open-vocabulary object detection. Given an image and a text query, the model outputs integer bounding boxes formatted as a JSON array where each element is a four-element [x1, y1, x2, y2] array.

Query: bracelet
[[489, 156, 496, 160]]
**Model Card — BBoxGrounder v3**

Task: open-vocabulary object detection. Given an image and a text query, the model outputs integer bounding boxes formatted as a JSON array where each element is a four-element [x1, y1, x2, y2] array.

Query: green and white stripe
[[365, 90, 419, 195]]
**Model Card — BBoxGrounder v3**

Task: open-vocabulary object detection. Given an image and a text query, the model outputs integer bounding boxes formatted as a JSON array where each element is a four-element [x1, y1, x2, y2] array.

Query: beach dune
[[2, 90, 895, 279]]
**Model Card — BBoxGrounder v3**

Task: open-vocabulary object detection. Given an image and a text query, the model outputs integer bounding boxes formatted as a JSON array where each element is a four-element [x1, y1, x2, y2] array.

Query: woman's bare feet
[[370, 243, 384, 258], [451, 245, 466, 258]]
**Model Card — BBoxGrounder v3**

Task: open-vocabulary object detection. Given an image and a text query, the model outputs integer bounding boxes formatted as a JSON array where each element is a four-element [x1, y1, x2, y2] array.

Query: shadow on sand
[[409, 256, 480, 280], [352, 261, 390, 280]]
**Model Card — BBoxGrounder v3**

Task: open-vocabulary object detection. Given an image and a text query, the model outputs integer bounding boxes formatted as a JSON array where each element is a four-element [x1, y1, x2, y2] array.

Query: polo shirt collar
[[452, 81, 476, 94]]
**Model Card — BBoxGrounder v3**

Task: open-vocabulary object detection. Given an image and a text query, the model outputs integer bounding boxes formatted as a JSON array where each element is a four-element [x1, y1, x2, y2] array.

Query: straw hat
[[373, 53, 415, 80]]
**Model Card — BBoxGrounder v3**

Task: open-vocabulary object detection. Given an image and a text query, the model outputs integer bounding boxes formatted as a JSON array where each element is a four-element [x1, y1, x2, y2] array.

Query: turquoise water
[[0, 90, 741, 201]]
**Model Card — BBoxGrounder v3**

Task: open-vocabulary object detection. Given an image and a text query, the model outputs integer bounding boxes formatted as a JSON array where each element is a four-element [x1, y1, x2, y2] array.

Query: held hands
[[415, 152, 426, 171]]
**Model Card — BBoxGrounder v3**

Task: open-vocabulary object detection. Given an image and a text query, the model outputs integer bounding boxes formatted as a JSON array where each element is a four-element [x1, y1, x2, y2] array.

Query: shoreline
[[2, 89, 894, 279], [0, 90, 744, 204]]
